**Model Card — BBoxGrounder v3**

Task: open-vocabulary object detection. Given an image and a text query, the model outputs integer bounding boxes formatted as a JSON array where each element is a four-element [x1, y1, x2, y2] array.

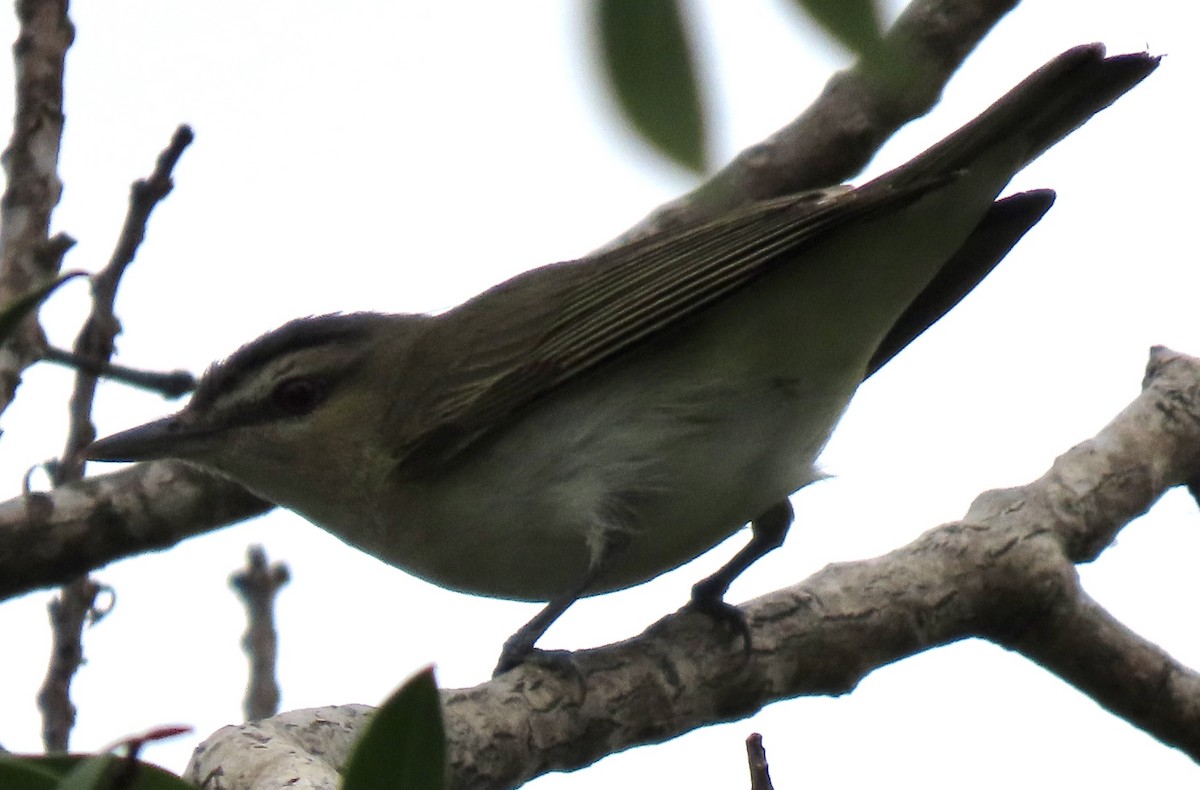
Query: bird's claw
[[493, 646, 583, 683], [687, 591, 752, 657]]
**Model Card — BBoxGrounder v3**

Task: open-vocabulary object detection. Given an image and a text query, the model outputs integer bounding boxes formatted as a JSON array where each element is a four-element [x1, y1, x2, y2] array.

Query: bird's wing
[[390, 179, 943, 475], [392, 45, 1158, 475]]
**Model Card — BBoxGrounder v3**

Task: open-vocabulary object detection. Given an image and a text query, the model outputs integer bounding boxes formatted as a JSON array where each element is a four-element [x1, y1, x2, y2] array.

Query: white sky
[[0, 1, 1197, 787]]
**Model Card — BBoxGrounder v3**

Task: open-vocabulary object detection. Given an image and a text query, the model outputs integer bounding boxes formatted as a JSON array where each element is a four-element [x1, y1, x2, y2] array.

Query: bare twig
[[0, 0, 74, 417], [42, 346, 195, 398], [35, 125, 195, 751], [36, 576, 109, 752], [60, 124, 195, 479], [230, 545, 290, 722], [746, 733, 774, 790]]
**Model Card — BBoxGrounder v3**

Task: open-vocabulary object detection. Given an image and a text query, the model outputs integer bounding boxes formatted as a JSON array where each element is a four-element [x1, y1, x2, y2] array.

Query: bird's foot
[[687, 587, 752, 657], [494, 619, 579, 677], [493, 630, 535, 676], [493, 646, 581, 681]]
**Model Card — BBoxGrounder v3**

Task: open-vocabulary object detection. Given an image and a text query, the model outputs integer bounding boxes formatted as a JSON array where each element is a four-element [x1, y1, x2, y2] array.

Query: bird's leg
[[688, 499, 793, 651], [493, 528, 629, 677]]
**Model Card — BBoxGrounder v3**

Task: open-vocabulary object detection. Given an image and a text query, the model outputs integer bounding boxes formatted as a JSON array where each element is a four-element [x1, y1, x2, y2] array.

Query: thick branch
[[0, 461, 270, 600], [1013, 588, 1200, 756], [0, 0, 74, 416], [184, 347, 1200, 790]]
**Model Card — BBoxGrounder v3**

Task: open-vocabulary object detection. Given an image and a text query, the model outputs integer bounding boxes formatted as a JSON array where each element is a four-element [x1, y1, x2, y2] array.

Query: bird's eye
[[271, 377, 323, 416]]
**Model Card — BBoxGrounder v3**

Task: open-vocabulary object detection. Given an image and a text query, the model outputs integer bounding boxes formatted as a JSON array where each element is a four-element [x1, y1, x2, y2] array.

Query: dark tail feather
[[866, 189, 1056, 378], [863, 46, 1156, 376], [875, 45, 1160, 193]]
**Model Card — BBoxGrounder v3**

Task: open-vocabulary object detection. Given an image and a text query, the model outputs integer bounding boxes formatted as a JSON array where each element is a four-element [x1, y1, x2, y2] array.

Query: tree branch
[[35, 576, 110, 751], [1013, 587, 1200, 753], [745, 733, 774, 790], [230, 545, 289, 722], [60, 124, 194, 480], [41, 346, 195, 398], [0, 461, 270, 601], [34, 124, 195, 751], [0, 0, 74, 417], [184, 347, 1200, 790]]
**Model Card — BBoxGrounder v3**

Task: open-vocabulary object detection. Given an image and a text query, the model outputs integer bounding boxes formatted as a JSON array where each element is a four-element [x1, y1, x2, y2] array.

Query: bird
[[86, 45, 1157, 676]]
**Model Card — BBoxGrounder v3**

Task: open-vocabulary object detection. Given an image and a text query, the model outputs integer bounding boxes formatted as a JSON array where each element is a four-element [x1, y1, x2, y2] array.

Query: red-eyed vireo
[[87, 45, 1156, 675]]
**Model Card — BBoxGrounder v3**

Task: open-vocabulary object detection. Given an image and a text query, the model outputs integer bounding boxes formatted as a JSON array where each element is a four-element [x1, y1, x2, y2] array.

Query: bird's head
[[86, 312, 419, 509]]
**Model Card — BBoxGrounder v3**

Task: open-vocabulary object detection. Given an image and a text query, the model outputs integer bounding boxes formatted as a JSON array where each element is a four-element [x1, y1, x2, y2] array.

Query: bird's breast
[[353, 338, 859, 601]]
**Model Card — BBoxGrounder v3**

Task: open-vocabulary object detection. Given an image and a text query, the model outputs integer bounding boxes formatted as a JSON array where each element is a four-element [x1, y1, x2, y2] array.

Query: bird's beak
[[85, 414, 194, 463]]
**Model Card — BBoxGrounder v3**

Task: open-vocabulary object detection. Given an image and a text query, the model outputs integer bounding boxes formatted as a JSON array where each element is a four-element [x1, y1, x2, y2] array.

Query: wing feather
[[392, 180, 942, 474]]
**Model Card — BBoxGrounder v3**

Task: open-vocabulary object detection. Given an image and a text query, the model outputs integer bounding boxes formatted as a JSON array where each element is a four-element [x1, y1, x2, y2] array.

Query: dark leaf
[[342, 667, 446, 790], [594, 0, 707, 173], [789, 0, 888, 66], [0, 754, 194, 790], [0, 755, 60, 790], [56, 755, 114, 790], [0, 271, 85, 344]]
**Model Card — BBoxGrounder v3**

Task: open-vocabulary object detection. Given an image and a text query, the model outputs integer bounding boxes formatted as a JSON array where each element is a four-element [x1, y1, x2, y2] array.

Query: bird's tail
[[876, 44, 1159, 191]]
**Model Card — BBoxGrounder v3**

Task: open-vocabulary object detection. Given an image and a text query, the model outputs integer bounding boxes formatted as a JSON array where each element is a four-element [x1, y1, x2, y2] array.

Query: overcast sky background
[[0, 1, 1197, 787]]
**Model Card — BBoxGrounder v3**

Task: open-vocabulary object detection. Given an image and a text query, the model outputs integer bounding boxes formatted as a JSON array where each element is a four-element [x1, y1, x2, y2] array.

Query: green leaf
[[343, 667, 446, 790], [0, 755, 194, 790], [789, 0, 887, 65], [594, 0, 707, 173], [57, 755, 115, 790], [0, 271, 85, 344], [0, 754, 61, 790]]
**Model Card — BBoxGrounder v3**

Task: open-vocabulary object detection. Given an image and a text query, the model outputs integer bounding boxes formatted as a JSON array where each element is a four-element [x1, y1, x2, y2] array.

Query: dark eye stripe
[[191, 313, 384, 411]]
